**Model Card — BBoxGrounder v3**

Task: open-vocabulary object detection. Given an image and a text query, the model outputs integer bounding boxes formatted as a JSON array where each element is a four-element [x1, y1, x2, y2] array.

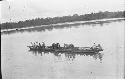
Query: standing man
[[42, 42, 45, 48]]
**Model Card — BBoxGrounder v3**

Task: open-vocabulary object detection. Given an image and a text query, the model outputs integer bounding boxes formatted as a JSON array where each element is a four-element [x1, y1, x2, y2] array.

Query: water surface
[[1, 20, 124, 79]]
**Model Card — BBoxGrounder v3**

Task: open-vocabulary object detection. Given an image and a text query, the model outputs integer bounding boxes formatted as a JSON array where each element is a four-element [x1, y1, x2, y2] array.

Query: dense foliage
[[1, 11, 125, 30]]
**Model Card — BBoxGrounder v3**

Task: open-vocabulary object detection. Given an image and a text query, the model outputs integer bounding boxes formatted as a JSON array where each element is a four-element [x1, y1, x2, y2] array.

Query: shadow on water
[[28, 50, 103, 61], [1, 19, 123, 35]]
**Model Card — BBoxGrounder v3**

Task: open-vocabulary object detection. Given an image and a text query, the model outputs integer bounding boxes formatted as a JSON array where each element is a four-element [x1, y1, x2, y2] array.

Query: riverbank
[[1, 11, 124, 31], [1, 18, 125, 33]]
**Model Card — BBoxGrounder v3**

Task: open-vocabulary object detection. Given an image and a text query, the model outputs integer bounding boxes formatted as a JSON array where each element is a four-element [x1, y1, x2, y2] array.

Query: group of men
[[30, 42, 75, 49], [52, 43, 60, 49], [30, 42, 61, 49], [31, 42, 45, 48], [30, 42, 102, 50]]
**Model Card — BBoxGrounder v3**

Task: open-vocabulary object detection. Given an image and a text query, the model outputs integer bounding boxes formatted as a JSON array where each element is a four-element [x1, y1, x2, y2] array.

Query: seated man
[[96, 44, 103, 51], [92, 43, 97, 49], [64, 43, 74, 48]]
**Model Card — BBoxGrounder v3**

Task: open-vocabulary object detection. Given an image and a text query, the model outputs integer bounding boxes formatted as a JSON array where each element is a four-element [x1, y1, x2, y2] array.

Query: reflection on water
[[29, 50, 103, 61]]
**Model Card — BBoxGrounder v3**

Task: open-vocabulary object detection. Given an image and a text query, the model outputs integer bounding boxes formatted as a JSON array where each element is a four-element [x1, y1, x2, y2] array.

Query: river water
[[1, 19, 124, 79]]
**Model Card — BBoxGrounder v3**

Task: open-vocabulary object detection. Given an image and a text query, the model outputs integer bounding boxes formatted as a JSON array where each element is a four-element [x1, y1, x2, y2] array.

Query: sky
[[0, 0, 125, 23]]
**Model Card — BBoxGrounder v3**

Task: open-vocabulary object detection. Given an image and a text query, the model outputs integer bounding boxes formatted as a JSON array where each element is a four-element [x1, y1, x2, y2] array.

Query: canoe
[[27, 46, 103, 53]]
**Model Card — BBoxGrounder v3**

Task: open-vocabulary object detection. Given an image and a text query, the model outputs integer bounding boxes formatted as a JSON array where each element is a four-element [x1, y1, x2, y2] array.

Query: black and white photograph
[[1, 0, 125, 79]]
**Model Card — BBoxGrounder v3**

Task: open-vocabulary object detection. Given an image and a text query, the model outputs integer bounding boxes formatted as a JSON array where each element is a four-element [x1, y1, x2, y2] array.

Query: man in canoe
[[92, 43, 97, 49], [52, 43, 60, 49], [42, 42, 46, 48], [92, 43, 103, 51]]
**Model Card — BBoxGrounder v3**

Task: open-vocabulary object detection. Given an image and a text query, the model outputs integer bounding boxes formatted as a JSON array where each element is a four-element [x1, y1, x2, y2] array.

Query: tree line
[[1, 11, 125, 30]]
